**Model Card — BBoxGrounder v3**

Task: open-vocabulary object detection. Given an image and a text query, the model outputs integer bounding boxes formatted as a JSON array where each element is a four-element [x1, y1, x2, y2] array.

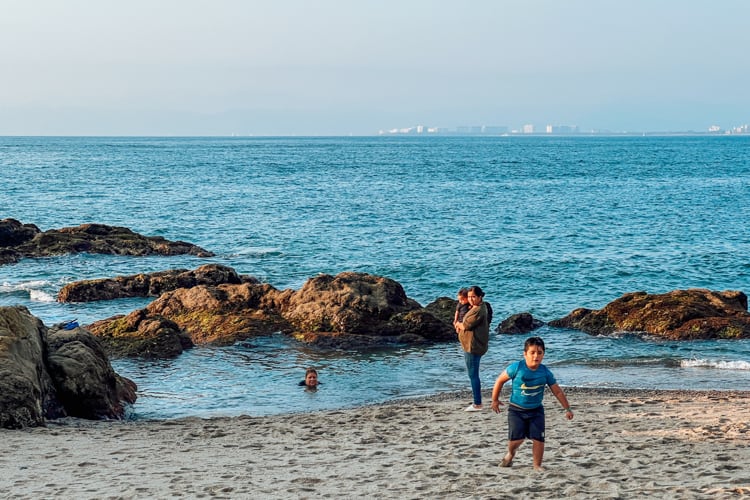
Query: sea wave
[[0, 279, 56, 301], [230, 246, 284, 257], [29, 289, 57, 302], [681, 359, 750, 371], [1, 279, 50, 293], [554, 357, 683, 368], [0, 279, 61, 306]]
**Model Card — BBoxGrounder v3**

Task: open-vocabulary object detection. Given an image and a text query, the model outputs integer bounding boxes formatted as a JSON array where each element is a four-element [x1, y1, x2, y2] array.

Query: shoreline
[[3, 388, 749, 498]]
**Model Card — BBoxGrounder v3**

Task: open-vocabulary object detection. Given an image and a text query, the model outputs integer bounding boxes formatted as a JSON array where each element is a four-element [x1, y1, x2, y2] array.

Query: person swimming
[[298, 367, 319, 390]]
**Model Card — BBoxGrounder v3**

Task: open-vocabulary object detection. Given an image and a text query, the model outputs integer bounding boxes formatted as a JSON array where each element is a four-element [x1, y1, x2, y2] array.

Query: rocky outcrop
[[284, 273, 454, 347], [0, 306, 137, 428], [46, 325, 137, 419], [497, 312, 544, 334], [0, 218, 213, 265], [0, 307, 62, 428], [0, 219, 40, 247], [58, 264, 258, 302], [87, 282, 291, 356], [88, 272, 456, 356], [85, 309, 195, 359], [548, 289, 750, 340]]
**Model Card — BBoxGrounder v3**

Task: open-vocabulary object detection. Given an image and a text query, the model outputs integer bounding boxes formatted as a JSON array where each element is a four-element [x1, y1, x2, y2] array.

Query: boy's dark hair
[[524, 336, 545, 352], [305, 367, 318, 376], [458, 287, 469, 297]]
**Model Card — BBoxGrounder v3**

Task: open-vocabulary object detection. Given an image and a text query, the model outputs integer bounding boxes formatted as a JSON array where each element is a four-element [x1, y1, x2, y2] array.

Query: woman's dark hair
[[468, 285, 485, 298], [524, 336, 545, 352]]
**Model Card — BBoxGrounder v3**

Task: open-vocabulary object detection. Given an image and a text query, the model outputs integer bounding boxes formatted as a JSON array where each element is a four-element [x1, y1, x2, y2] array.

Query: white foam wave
[[29, 289, 57, 302], [681, 359, 750, 371], [1, 280, 58, 302], [232, 246, 283, 257], [1, 280, 51, 293]]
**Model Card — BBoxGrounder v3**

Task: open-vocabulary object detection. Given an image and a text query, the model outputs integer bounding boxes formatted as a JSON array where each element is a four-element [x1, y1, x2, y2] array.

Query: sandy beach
[[2, 388, 749, 499]]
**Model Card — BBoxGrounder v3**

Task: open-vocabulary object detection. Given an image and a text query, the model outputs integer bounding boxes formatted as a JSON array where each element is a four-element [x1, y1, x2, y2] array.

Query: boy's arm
[[549, 383, 574, 419], [491, 371, 510, 413]]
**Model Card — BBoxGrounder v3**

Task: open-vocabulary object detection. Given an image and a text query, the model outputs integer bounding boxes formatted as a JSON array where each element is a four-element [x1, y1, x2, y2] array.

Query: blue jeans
[[464, 352, 482, 405]]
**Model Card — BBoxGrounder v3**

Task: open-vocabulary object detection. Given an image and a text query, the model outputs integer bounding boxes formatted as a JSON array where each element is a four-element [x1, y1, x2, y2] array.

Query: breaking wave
[[681, 359, 750, 371]]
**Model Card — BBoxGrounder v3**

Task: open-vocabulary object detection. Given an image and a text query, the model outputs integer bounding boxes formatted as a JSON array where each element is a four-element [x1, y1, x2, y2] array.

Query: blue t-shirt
[[506, 360, 557, 409]]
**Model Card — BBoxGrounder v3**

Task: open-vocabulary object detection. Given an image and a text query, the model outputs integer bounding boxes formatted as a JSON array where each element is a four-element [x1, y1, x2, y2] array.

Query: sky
[[2, 0, 749, 136]]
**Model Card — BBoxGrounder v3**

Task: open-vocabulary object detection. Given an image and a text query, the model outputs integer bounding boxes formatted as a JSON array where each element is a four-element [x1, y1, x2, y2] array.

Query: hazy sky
[[2, 0, 748, 135]]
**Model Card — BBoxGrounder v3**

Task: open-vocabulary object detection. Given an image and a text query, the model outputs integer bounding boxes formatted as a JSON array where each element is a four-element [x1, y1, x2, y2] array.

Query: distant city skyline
[[2, 1, 749, 136], [378, 122, 750, 137]]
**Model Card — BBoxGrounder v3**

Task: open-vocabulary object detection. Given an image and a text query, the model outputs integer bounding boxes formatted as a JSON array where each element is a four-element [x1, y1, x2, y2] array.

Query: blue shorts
[[507, 404, 545, 442]]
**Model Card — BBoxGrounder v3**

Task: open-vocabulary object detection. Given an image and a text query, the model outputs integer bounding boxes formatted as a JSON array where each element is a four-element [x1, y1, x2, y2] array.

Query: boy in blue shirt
[[490, 336, 573, 470]]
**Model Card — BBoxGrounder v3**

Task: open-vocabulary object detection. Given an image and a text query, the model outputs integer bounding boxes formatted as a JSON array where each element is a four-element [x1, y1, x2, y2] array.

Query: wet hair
[[524, 336, 545, 352], [457, 287, 469, 298], [467, 285, 485, 298], [305, 367, 318, 376]]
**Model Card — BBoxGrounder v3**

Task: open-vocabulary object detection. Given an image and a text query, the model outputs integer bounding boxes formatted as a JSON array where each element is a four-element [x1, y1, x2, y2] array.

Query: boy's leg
[[501, 439, 524, 466], [531, 439, 545, 470], [508, 439, 524, 457], [503, 406, 529, 466], [527, 406, 546, 469]]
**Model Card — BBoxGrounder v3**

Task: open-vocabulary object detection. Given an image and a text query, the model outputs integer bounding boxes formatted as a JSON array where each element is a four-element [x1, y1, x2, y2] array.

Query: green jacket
[[459, 302, 489, 355]]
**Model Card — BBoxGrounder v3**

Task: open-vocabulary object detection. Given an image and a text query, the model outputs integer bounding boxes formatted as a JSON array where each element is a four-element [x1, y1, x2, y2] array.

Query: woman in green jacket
[[456, 285, 490, 412]]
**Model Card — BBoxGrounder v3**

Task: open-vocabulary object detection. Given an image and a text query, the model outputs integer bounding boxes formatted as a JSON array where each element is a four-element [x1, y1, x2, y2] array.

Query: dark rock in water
[[46, 325, 137, 420], [282, 272, 454, 347], [58, 264, 258, 302], [89, 272, 455, 356], [87, 309, 195, 359], [0, 218, 213, 265], [0, 219, 40, 247], [497, 312, 544, 334], [548, 289, 750, 340], [0, 306, 137, 428], [0, 248, 21, 264], [0, 306, 61, 428], [88, 282, 291, 356], [0, 219, 41, 264], [286, 272, 414, 334]]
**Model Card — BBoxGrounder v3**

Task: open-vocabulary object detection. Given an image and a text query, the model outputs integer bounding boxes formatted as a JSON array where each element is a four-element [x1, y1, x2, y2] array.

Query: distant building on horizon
[[379, 121, 749, 137], [482, 125, 509, 134], [379, 125, 509, 136], [546, 124, 579, 134]]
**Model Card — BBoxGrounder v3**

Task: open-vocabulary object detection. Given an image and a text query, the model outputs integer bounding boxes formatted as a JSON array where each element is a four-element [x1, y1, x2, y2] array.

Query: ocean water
[[2, 135, 750, 419]]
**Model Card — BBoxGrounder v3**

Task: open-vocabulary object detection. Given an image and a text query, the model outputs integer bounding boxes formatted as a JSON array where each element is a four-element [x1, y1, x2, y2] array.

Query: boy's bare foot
[[499, 453, 514, 467], [533, 465, 545, 472]]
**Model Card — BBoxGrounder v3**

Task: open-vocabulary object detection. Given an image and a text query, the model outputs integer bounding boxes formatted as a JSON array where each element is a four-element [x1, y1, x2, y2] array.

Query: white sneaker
[[464, 404, 483, 412]]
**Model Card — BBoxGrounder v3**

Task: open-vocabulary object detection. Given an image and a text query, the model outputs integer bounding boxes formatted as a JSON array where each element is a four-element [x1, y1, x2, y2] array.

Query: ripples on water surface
[[2, 135, 750, 418]]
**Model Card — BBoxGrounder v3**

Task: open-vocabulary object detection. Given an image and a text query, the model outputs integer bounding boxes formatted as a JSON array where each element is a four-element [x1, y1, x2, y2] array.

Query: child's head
[[457, 287, 469, 303], [304, 367, 318, 387], [523, 336, 546, 369]]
